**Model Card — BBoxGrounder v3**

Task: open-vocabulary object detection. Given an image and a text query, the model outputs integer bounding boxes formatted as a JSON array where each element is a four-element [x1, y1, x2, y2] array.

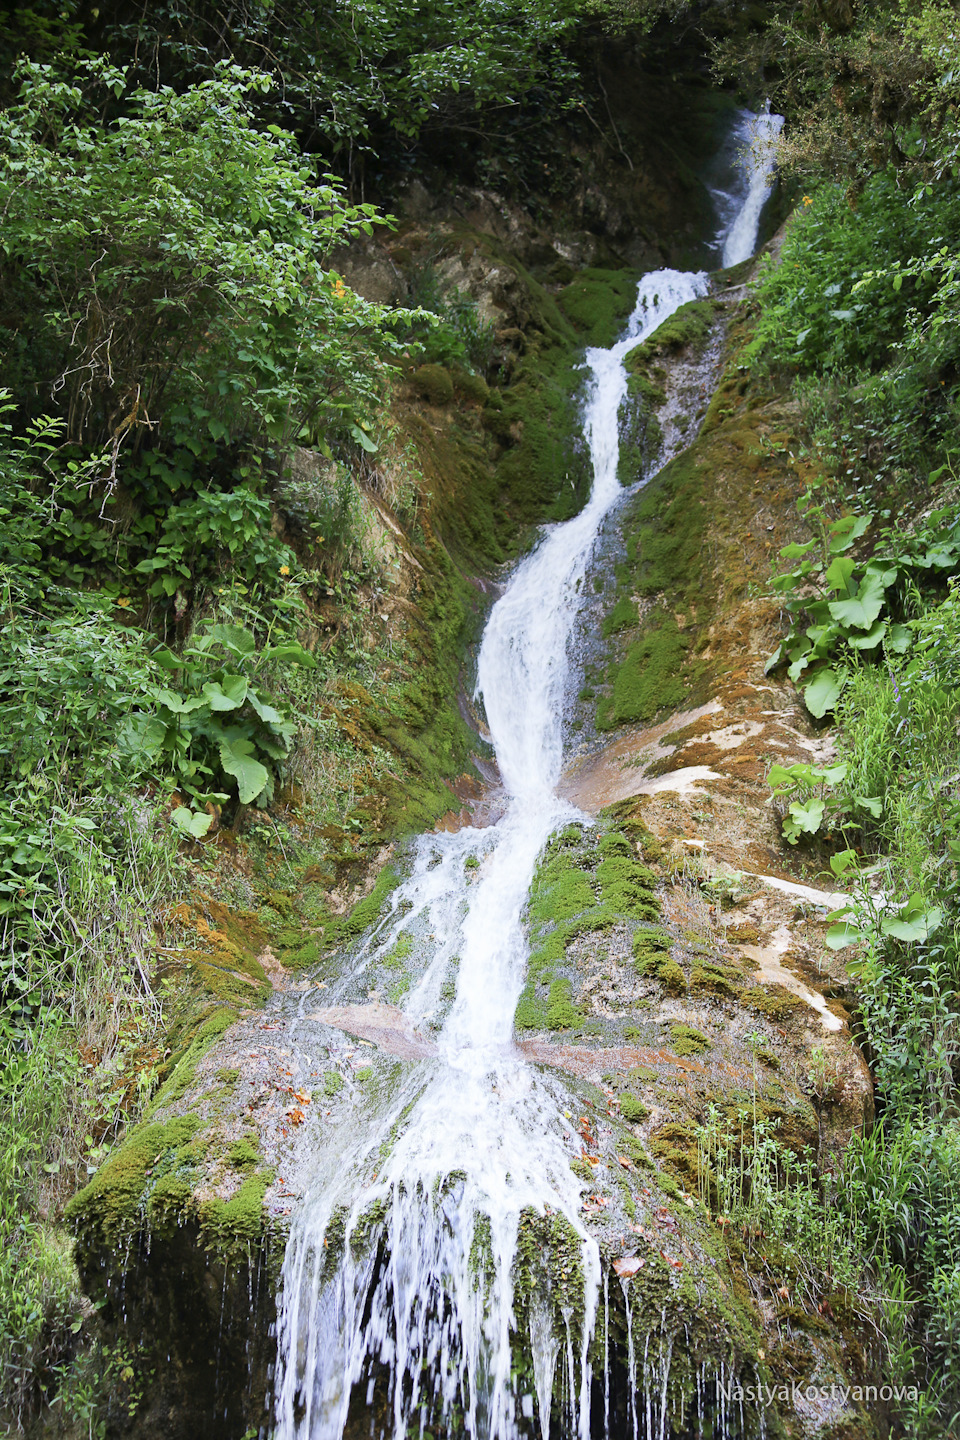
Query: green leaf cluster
[[765, 506, 960, 718]]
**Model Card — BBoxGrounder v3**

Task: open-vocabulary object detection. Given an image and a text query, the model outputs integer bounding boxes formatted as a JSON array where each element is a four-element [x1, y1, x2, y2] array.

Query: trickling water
[[274, 112, 781, 1440]]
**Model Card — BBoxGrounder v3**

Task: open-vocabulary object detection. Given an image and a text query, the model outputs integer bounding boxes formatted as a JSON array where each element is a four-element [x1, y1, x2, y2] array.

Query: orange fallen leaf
[[582, 1153, 601, 1167], [616, 1155, 634, 1171], [286, 1107, 305, 1125], [613, 1256, 644, 1278]]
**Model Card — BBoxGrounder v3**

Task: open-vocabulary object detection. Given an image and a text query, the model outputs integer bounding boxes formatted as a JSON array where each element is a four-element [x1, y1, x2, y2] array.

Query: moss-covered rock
[[414, 362, 454, 404]]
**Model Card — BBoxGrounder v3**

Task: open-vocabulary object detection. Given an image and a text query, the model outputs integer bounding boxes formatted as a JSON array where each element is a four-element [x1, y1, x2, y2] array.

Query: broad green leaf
[[828, 569, 886, 629], [171, 806, 214, 839], [881, 900, 943, 942], [218, 737, 269, 804], [824, 555, 857, 594], [767, 763, 797, 791], [826, 921, 861, 949], [156, 688, 207, 715], [821, 762, 849, 785], [787, 649, 813, 682], [829, 849, 858, 878], [847, 619, 887, 650], [202, 675, 248, 711], [263, 641, 317, 668], [828, 513, 872, 553], [204, 623, 257, 658], [885, 624, 913, 655], [804, 667, 844, 718], [764, 643, 785, 675], [854, 795, 883, 817], [787, 796, 825, 834], [247, 689, 285, 725], [780, 540, 818, 560], [350, 423, 378, 453]]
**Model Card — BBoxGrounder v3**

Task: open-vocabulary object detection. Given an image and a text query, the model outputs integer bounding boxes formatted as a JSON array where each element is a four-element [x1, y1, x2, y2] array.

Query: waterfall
[[273, 111, 781, 1440], [717, 105, 785, 269]]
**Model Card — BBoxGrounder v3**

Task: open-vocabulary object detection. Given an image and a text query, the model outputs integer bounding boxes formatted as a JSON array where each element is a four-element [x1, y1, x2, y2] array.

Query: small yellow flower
[[279, 564, 290, 576], [116, 596, 131, 608], [802, 195, 813, 206]]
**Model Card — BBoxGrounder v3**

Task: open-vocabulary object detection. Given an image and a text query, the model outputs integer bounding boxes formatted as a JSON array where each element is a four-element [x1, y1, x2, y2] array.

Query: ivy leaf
[[804, 667, 844, 718], [218, 737, 269, 804]]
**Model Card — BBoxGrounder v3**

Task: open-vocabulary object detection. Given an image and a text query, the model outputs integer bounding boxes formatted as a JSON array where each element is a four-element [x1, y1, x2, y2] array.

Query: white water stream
[[275, 111, 780, 1440]]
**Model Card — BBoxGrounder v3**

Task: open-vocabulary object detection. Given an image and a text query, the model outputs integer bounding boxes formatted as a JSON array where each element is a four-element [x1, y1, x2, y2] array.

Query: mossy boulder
[[414, 362, 454, 404]]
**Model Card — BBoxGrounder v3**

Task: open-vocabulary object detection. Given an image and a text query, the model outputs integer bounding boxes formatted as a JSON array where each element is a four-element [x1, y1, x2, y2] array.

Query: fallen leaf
[[616, 1155, 634, 1171], [583, 1153, 601, 1167], [613, 1256, 644, 1278], [286, 1107, 305, 1125]]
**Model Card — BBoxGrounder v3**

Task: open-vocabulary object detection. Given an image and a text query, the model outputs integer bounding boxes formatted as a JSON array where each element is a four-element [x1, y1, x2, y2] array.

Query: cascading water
[[274, 110, 780, 1440], [714, 105, 785, 270]]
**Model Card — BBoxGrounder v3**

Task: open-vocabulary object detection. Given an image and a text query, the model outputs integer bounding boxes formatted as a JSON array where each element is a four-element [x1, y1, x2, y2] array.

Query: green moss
[[449, 364, 489, 405], [514, 982, 548, 1031], [669, 1022, 711, 1056], [625, 299, 717, 367], [414, 363, 454, 404], [227, 1137, 260, 1170], [620, 1093, 649, 1122], [546, 977, 582, 1032], [528, 849, 596, 926], [596, 441, 717, 732], [557, 267, 638, 348], [197, 1168, 274, 1256], [150, 1007, 239, 1112], [650, 1122, 700, 1186], [741, 985, 807, 1020], [322, 1070, 344, 1098], [215, 1067, 240, 1086], [65, 1113, 202, 1242], [596, 851, 659, 918], [691, 963, 739, 998], [602, 595, 639, 637], [658, 958, 688, 995], [597, 609, 696, 730]]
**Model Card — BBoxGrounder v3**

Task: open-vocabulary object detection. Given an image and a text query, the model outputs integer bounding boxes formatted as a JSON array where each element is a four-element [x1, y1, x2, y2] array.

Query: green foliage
[[98, 0, 581, 159], [121, 622, 314, 812], [0, 60, 407, 462], [765, 505, 960, 718]]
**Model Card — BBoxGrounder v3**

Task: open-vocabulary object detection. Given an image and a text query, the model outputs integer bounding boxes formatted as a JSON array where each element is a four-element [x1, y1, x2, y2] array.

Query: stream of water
[[274, 110, 781, 1440]]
